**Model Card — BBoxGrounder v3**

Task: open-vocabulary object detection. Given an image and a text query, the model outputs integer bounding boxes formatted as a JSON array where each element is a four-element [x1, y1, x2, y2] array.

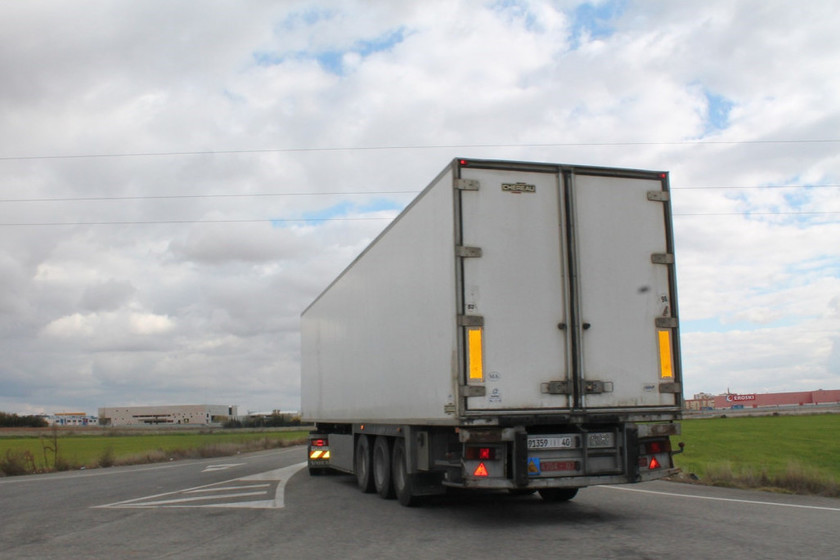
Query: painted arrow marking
[[95, 462, 307, 510]]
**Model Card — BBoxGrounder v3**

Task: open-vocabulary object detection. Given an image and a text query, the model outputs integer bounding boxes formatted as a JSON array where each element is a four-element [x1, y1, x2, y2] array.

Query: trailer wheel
[[392, 438, 419, 507], [373, 436, 395, 499], [355, 435, 375, 493], [538, 488, 578, 502]]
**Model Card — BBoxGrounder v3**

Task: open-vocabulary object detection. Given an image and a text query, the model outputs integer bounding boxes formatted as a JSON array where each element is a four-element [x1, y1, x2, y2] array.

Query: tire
[[538, 488, 579, 502], [373, 436, 395, 499], [355, 435, 375, 493], [392, 438, 420, 507]]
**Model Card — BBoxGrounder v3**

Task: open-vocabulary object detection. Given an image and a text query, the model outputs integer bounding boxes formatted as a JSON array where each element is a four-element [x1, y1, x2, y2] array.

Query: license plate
[[527, 436, 576, 450], [540, 460, 578, 472]]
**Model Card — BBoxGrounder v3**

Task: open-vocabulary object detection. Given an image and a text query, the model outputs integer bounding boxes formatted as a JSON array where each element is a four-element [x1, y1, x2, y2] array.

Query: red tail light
[[465, 446, 496, 460], [311, 438, 328, 448]]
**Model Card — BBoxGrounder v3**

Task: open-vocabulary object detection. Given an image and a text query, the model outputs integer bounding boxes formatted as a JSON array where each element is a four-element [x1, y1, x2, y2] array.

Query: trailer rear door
[[458, 162, 679, 412], [572, 172, 679, 409], [458, 164, 572, 411]]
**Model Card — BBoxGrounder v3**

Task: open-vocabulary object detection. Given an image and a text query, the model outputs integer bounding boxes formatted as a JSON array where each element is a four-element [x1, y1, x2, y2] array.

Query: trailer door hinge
[[458, 315, 484, 327], [460, 385, 486, 398], [655, 317, 679, 329], [541, 380, 572, 395], [456, 246, 483, 258], [647, 191, 670, 202], [651, 253, 675, 265], [455, 178, 480, 191], [659, 382, 681, 394]]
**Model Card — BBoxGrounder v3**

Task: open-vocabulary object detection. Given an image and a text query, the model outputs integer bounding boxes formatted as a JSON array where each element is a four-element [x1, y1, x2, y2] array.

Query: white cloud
[[0, 0, 838, 414]]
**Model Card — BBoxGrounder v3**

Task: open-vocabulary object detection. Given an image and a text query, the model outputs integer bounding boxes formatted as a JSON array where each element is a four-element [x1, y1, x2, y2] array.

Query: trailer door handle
[[582, 322, 591, 330]]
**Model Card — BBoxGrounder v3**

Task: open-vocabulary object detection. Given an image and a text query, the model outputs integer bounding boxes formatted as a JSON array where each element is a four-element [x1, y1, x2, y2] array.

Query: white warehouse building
[[98, 404, 238, 427]]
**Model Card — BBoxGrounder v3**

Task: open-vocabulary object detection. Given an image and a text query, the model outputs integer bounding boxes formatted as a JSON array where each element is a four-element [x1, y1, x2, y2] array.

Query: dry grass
[[676, 460, 839, 497]]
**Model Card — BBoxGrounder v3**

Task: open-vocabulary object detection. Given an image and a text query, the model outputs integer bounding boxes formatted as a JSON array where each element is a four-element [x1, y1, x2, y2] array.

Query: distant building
[[98, 404, 238, 427], [685, 390, 840, 411], [43, 412, 98, 426]]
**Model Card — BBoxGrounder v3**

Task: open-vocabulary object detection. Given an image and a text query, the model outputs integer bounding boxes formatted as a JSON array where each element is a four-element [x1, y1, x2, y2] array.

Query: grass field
[[3, 415, 839, 497], [0, 428, 308, 474], [673, 414, 839, 496]]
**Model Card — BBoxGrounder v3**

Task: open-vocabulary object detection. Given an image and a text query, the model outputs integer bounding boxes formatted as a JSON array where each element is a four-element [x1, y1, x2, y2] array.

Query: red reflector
[[649, 457, 661, 469], [311, 439, 327, 448], [473, 462, 489, 477]]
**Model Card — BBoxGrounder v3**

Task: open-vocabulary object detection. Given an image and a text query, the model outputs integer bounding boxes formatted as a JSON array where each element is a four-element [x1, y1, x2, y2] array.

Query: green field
[[2, 416, 839, 497], [673, 414, 840, 495], [0, 428, 308, 474]]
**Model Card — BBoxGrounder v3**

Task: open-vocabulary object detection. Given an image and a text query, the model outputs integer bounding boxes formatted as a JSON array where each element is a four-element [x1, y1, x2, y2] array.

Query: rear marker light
[[465, 446, 496, 460]]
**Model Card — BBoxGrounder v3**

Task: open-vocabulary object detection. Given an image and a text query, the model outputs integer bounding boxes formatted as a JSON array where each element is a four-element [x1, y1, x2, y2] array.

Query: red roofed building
[[685, 390, 840, 411]]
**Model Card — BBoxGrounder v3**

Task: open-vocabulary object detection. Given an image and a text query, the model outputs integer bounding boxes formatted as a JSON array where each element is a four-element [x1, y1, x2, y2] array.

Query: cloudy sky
[[1, 0, 838, 416]]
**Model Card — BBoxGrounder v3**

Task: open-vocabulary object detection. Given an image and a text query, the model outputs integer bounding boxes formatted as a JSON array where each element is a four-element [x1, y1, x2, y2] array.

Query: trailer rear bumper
[[449, 467, 680, 490]]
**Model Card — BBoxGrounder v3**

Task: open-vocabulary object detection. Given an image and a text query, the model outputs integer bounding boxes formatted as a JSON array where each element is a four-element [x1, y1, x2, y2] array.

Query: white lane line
[[124, 491, 269, 507], [202, 463, 246, 472], [604, 485, 840, 512], [94, 462, 307, 510], [186, 484, 270, 494]]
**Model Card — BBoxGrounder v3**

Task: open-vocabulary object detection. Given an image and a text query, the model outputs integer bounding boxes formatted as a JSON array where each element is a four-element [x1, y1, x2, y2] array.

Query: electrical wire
[[1, 138, 839, 161], [1, 185, 838, 204]]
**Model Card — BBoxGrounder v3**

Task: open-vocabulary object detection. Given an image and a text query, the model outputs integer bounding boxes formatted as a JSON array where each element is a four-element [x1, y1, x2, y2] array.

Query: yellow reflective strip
[[467, 327, 484, 381], [310, 450, 323, 459], [658, 330, 673, 378], [323, 451, 330, 459]]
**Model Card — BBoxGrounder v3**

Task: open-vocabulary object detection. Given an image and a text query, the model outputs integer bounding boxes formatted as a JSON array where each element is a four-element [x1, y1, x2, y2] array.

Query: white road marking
[[186, 484, 270, 493], [604, 485, 840, 512], [95, 462, 307, 510], [201, 463, 245, 472]]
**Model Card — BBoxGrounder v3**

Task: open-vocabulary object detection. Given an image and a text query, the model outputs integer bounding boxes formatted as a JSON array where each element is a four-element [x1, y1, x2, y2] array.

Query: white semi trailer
[[301, 158, 683, 506]]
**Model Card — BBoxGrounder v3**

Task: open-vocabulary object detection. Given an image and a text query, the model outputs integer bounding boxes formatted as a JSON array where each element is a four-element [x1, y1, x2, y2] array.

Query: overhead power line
[[0, 217, 397, 227], [0, 211, 838, 226], [1, 185, 838, 204], [0, 191, 419, 203], [1, 138, 839, 161]]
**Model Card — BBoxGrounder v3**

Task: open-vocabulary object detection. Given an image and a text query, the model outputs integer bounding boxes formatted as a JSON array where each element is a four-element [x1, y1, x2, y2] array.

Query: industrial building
[[97, 404, 238, 427], [685, 390, 840, 412], [40, 412, 99, 426]]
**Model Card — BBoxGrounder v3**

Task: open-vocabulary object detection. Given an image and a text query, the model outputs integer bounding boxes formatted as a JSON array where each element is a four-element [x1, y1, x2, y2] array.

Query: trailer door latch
[[583, 380, 614, 394], [541, 380, 572, 395]]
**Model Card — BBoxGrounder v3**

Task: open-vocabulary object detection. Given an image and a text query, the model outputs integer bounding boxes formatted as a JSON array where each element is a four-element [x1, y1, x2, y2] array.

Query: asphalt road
[[1, 446, 838, 559]]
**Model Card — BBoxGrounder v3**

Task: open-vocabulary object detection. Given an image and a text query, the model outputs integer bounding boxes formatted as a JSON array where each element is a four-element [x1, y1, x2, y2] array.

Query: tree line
[[0, 412, 49, 428]]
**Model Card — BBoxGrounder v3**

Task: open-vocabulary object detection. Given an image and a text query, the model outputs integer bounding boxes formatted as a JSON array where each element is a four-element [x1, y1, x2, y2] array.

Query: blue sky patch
[[704, 90, 735, 134], [272, 198, 404, 228], [491, 0, 541, 32], [255, 26, 407, 75], [570, 0, 626, 48]]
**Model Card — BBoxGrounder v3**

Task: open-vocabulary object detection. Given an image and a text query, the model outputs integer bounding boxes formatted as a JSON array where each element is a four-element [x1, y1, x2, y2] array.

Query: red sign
[[726, 394, 756, 402]]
